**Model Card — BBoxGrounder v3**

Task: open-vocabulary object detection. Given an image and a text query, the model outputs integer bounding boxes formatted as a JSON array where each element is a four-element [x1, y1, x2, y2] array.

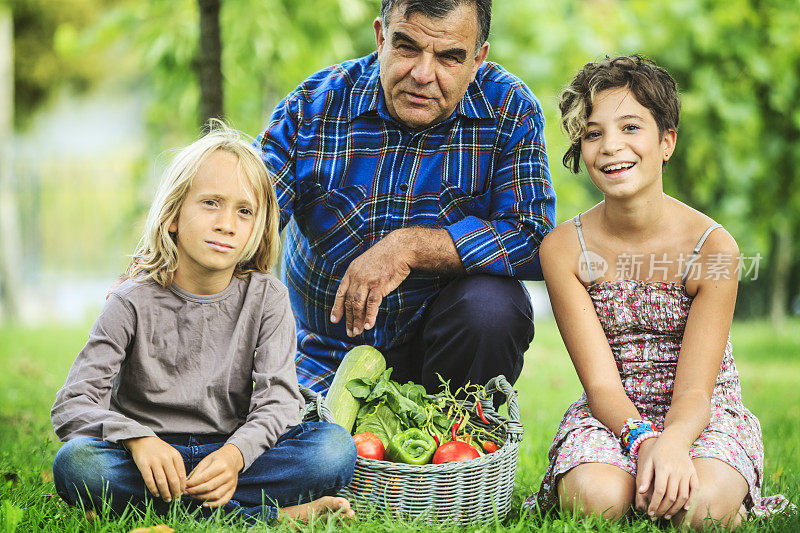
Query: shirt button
[[398, 182, 409, 192]]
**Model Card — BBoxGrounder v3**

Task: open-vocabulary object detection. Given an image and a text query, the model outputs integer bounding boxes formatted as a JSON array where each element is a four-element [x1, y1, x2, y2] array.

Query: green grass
[[1, 319, 798, 531]]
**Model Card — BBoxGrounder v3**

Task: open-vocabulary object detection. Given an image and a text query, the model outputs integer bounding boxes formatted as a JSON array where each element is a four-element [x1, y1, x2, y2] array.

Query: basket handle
[[299, 386, 337, 424], [482, 375, 523, 439]]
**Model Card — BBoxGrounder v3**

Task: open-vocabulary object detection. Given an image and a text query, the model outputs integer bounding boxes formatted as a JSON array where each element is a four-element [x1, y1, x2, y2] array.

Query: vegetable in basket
[[346, 368, 506, 456], [353, 432, 385, 460], [352, 403, 402, 448], [347, 368, 440, 447], [386, 428, 437, 465], [431, 440, 481, 464], [325, 346, 386, 432], [482, 440, 500, 453]]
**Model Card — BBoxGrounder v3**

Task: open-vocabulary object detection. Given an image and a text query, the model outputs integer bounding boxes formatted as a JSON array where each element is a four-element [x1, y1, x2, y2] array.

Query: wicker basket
[[300, 375, 523, 525]]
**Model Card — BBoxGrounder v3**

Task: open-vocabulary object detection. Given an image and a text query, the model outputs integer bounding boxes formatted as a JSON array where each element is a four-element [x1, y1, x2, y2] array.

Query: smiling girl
[[525, 56, 792, 528], [51, 122, 356, 525]]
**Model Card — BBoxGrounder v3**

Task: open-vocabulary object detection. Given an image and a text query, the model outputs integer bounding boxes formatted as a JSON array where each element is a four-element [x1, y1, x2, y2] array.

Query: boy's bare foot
[[278, 496, 355, 522]]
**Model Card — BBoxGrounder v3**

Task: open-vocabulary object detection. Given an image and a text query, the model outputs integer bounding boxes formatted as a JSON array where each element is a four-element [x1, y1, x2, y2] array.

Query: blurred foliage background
[[1, 0, 799, 324]]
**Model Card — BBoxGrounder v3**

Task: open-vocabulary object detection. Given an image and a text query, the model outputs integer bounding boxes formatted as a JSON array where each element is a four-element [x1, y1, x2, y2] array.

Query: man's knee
[[417, 276, 533, 388], [437, 276, 533, 336]]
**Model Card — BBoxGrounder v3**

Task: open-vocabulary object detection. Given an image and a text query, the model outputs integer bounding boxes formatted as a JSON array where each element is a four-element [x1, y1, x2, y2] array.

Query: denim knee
[[303, 423, 357, 489], [52, 437, 113, 508]]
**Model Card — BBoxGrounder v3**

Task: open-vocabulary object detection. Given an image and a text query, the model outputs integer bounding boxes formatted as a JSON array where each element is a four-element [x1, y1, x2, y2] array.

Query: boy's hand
[[124, 436, 186, 503], [185, 443, 244, 508]]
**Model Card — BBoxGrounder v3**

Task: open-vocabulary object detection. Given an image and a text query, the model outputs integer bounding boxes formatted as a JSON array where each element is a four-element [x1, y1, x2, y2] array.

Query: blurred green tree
[[197, 0, 224, 124], [2, 0, 119, 321], [1, 1, 20, 320], [4, 0, 114, 320], [42, 0, 798, 319], [9, 0, 116, 129], [84, 0, 378, 144]]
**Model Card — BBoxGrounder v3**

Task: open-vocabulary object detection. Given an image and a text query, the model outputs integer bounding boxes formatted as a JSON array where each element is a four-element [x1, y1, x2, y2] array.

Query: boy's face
[[169, 150, 256, 292], [580, 87, 676, 199]]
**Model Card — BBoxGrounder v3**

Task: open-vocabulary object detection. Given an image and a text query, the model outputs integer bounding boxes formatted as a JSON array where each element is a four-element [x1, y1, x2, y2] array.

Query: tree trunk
[[196, 0, 224, 126], [0, 5, 22, 322], [768, 218, 793, 327]]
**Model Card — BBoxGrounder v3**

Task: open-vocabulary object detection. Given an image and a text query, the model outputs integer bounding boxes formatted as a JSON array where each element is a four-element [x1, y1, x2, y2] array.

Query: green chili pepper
[[386, 428, 437, 465]]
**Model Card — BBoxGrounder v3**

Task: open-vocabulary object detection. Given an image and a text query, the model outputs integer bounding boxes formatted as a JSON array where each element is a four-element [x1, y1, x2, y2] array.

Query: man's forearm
[[390, 227, 465, 275]]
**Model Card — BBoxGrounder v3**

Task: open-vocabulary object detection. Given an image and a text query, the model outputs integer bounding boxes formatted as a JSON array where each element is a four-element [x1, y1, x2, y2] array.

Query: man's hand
[[330, 232, 412, 337], [124, 436, 186, 503], [330, 228, 463, 337], [184, 443, 244, 508]]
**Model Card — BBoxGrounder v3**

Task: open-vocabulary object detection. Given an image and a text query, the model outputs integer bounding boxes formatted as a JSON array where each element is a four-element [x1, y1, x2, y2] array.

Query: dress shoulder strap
[[573, 213, 596, 284], [681, 223, 723, 285]]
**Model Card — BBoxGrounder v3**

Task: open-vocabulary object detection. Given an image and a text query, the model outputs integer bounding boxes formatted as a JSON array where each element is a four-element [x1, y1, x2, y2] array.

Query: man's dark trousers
[[384, 275, 534, 394]]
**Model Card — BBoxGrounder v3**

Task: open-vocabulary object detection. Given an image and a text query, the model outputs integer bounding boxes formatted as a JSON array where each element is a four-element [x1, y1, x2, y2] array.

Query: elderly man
[[256, 0, 556, 394]]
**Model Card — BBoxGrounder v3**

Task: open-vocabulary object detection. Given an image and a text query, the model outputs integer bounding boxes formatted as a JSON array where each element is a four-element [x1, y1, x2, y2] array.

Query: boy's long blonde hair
[[127, 121, 280, 288]]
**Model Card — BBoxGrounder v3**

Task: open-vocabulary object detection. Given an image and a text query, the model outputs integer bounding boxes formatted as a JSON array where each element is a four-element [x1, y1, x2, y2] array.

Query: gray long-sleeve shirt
[[51, 272, 304, 471]]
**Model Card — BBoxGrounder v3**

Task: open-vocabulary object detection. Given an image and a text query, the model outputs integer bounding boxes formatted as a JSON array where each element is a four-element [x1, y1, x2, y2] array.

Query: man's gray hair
[[380, 0, 492, 51]]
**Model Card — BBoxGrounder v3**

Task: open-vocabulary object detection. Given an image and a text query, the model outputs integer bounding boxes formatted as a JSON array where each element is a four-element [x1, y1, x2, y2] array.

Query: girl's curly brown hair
[[560, 55, 680, 173]]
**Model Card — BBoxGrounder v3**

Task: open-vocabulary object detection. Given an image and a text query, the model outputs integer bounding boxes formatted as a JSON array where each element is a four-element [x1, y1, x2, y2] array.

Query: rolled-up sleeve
[[445, 109, 556, 280]]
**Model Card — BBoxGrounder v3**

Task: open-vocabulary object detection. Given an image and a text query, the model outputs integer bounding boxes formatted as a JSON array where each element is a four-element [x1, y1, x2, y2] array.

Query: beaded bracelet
[[629, 430, 661, 461], [619, 418, 656, 456]]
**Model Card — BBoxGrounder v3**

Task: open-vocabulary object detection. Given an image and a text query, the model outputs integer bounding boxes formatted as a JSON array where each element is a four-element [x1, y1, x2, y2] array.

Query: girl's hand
[[635, 435, 698, 520], [185, 444, 244, 508], [124, 436, 186, 503]]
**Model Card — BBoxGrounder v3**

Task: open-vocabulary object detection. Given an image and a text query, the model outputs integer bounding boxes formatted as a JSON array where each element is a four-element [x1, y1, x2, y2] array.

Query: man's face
[[374, 4, 489, 130]]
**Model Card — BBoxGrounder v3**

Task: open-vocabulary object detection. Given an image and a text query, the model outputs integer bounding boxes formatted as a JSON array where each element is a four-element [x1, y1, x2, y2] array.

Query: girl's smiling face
[[581, 87, 676, 198]]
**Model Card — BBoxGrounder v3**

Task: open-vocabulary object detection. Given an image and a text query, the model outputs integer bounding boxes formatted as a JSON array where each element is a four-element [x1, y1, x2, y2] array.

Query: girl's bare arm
[[663, 228, 739, 445], [541, 223, 640, 434], [637, 228, 740, 518]]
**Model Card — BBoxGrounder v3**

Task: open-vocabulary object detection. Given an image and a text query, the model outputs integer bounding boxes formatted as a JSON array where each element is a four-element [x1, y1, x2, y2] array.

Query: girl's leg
[[671, 457, 748, 530], [557, 463, 636, 520], [52, 437, 175, 516], [224, 422, 356, 523]]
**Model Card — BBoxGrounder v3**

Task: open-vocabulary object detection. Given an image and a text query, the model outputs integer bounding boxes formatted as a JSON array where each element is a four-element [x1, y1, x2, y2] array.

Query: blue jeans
[[52, 422, 356, 524]]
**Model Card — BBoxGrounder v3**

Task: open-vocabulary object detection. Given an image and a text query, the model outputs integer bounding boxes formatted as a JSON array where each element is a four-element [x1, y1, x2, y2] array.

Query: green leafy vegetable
[[346, 368, 505, 458], [353, 403, 402, 447]]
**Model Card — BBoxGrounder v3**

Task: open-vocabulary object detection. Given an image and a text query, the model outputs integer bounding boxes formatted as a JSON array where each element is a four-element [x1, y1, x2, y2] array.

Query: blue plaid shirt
[[256, 52, 555, 392]]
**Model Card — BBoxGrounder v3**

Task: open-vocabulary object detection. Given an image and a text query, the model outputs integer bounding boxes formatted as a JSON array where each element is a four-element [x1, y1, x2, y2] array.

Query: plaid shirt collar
[[348, 52, 496, 124]]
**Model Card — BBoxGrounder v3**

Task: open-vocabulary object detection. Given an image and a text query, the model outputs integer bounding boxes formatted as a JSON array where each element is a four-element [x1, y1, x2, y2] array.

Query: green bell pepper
[[386, 428, 437, 465]]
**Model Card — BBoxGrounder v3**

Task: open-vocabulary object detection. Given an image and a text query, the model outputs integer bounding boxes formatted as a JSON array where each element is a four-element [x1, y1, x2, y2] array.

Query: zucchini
[[325, 345, 386, 433]]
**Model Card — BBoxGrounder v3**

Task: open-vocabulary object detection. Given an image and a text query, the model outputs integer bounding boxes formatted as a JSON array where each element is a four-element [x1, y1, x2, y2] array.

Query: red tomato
[[353, 432, 385, 461], [431, 441, 481, 464], [482, 441, 500, 453]]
